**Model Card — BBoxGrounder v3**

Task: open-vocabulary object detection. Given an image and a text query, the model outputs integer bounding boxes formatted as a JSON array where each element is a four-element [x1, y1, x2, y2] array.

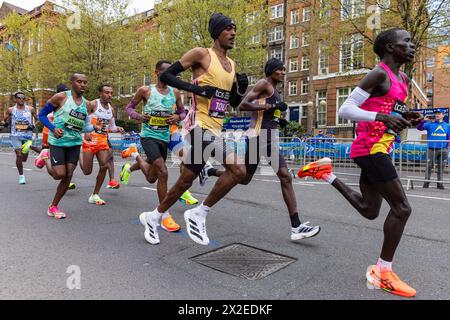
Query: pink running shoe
[[35, 150, 49, 169], [47, 206, 66, 219]]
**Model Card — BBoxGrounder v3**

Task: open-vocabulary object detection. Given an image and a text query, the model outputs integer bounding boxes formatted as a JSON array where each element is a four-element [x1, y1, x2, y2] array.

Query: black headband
[[208, 13, 235, 40], [265, 58, 285, 76]]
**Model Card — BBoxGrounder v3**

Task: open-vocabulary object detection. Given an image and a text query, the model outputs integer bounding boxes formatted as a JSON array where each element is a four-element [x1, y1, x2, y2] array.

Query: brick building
[[425, 45, 450, 110]]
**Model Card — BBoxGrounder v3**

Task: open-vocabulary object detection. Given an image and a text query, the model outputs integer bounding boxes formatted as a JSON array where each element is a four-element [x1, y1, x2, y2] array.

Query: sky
[[0, 0, 156, 14]]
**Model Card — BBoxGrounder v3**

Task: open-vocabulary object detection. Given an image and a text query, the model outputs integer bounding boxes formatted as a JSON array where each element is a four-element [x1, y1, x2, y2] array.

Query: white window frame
[[302, 32, 309, 47], [316, 90, 327, 127], [301, 55, 310, 71], [270, 47, 283, 61], [340, 34, 364, 72], [28, 36, 34, 56], [303, 7, 311, 22], [318, 44, 329, 74], [268, 25, 284, 43], [290, 34, 299, 49], [301, 79, 309, 95], [336, 87, 354, 125], [251, 32, 261, 45], [291, 9, 300, 25], [289, 81, 298, 96], [270, 4, 284, 20], [444, 56, 450, 66], [37, 27, 43, 52], [320, 0, 331, 18], [341, 0, 366, 20], [289, 57, 299, 72], [249, 76, 258, 86]]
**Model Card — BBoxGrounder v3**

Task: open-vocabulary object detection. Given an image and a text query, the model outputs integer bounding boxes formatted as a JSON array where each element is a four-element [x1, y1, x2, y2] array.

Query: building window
[[289, 81, 298, 96], [337, 87, 354, 125], [249, 76, 258, 86], [302, 32, 309, 47], [317, 90, 327, 126], [270, 47, 283, 61], [130, 75, 137, 94], [444, 56, 450, 66], [289, 57, 299, 72], [320, 0, 331, 18], [318, 43, 329, 74], [144, 74, 151, 86], [426, 57, 435, 67], [340, 34, 364, 72], [301, 79, 309, 95], [28, 36, 34, 56], [426, 88, 433, 97], [37, 28, 43, 52], [250, 32, 261, 44], [246, 12, 259, 24], [291, 9, 300, 25], [119, 74, 125, 96], [341, 0, 366, 20], [268, 26, 284, 42], [290, 34, 299, 49], [301, 55, 310, 70], [426, 72, 433, 83], [303, 7, 311, 22], [271, 4, 284, 19]]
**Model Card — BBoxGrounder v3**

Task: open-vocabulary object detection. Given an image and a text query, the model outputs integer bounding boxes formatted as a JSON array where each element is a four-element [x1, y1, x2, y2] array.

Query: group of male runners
[[2, 11, 423, 297]]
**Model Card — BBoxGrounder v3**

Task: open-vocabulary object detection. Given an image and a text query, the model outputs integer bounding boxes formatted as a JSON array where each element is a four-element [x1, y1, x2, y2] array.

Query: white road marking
[[406, 194, 450, 201]]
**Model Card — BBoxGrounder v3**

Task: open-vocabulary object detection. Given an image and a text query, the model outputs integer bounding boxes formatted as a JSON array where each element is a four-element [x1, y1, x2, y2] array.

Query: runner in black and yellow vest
[[36, 73, 95, 219], [135, 13, 249, 246]]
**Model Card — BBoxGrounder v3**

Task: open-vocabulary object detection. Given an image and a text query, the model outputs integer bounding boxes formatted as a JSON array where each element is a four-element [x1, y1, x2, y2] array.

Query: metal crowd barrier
[[398, 140, 450, 190]]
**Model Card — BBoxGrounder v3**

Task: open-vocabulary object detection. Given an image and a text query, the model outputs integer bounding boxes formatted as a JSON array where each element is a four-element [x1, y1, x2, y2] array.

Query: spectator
[[417, 109, 450, 189]]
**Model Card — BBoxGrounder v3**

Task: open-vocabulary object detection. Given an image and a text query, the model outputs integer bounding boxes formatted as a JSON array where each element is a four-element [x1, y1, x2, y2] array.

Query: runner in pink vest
[[298, 28, 423, 298]]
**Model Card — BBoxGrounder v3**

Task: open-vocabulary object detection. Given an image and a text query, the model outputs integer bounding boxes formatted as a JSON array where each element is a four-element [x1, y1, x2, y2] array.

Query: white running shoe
[[184, 207, 209, 245], [198, 161, 214, 187], [291, 222, 321, 241], [139, 210, 161, 245]]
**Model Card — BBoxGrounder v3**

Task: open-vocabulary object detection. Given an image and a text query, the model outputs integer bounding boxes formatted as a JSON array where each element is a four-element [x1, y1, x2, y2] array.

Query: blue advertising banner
[[413, 108, 449, 123], [223, 117, 251, 131]]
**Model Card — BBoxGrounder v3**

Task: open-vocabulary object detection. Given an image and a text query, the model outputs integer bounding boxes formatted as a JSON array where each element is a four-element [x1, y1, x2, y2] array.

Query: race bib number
[[64, 109, 86, 132], [148, 110, 171, 131], [94, 118, 110, 134], [209, 89, 230, 119], [15, 120, 29, 132], [392, 100, 407, 115], [273, 109, 282, 119]]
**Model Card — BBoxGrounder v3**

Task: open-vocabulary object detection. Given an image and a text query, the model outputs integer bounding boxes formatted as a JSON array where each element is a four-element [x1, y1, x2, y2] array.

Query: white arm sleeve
[[338, 87, 377, 122]]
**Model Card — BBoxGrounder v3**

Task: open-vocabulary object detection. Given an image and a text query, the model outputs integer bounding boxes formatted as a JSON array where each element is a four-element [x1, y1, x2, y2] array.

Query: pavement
[[0, 151, 449, 300]]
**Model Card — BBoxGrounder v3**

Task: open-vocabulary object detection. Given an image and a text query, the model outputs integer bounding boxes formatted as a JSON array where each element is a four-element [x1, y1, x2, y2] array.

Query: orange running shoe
[[298, 157, 332, 180], [121, 144, 138, 159], [161, 213, 181, 232], [366, 265, 416, 298]]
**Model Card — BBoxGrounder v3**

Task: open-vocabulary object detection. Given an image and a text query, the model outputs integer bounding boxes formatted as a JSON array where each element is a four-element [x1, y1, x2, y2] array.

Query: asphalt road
[[0, 151, 449, 300]]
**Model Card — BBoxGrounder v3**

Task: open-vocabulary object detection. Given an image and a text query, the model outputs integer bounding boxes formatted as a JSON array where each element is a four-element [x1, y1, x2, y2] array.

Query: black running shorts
[[141, 137, 168, 163], [49, 145, 81, 167], [353, 153, 398, 185]]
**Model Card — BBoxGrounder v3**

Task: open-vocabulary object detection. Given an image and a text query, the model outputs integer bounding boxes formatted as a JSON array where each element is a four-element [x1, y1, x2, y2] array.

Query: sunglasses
[[16, 96, 26, 100]]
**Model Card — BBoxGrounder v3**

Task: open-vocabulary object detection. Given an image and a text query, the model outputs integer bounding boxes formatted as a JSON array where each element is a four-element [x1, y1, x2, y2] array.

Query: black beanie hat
[[264, 58, 285, 76], [208, 12, 235, 40]]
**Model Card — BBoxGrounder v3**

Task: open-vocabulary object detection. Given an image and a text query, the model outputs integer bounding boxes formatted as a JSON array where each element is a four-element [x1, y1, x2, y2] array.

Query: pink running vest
[[350, 62, 408, 158]]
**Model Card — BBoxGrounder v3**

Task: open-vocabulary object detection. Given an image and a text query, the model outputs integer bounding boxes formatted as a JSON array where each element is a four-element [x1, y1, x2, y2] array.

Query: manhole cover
[[190, 243, 297, 280]]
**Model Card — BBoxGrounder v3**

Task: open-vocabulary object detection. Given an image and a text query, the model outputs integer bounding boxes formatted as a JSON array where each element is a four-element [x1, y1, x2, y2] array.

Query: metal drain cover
[[190, 243, 297, 280]]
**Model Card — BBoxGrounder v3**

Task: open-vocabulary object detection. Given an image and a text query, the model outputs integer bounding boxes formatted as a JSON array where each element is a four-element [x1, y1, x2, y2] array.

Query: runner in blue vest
[[36, 73, 95, 219], [417, 109, 450, 189], [1, 91, 40, 184]]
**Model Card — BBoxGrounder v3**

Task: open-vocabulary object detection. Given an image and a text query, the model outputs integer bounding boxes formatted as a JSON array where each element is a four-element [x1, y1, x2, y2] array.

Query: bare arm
[[238, 80, 272, 112]]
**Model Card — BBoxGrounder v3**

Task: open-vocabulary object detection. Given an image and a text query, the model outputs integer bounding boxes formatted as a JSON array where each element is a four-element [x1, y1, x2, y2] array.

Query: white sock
[[324, 173, 337, 184], [162, 211, 171, 220], [131, 153, 139, 161], [376, 258, 392, 272], [197, 202, 210, 218], [126, 167, 131, 173]]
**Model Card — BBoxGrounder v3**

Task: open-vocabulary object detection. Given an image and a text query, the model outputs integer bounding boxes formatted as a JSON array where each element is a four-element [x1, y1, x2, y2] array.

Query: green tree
[[39, 0, 143, 100], [148, 0, 268, 78], [0, 12, 42, 106]]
